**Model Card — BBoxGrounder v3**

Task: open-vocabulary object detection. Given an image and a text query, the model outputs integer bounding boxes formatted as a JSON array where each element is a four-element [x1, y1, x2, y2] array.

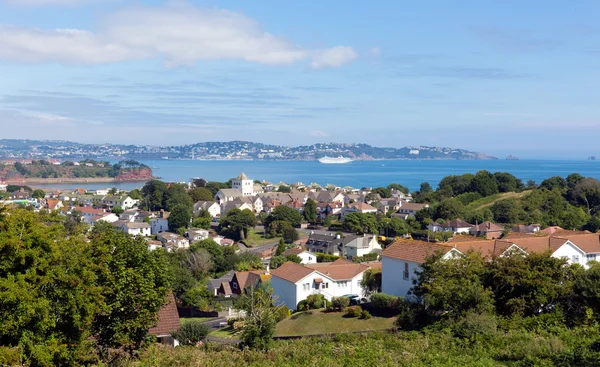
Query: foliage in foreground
[[127, 324, 600, 367]]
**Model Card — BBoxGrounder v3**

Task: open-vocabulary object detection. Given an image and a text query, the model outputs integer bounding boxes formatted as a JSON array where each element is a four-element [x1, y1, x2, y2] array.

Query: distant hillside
[[0, 139, 497, 161]]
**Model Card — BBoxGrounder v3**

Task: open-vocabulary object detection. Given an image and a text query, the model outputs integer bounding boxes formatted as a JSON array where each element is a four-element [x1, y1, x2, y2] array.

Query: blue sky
[[0, 0, 599, 159]]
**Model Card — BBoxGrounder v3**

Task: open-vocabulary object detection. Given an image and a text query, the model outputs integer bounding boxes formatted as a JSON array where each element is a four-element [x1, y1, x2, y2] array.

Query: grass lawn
[[274, 309, 396, 337], [244, 228, 279, 247], [180, 317, 216, 324], [209, 326, 242, 339], [467, 191, 531, 211]]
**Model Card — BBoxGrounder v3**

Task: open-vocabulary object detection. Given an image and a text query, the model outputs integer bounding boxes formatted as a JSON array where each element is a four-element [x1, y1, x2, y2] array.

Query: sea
[[26, 159, 600, 192]]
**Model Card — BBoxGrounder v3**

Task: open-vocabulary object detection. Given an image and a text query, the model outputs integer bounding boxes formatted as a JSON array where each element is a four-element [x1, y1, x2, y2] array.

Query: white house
[[117, 222, 151, 236], [232, 172, 254, 196], [395, 203, 428, 218], [343, 235, 383, 259], [151, 210, 170, 234], [157, 232, 190, 250], [95, 189, 110, 196], [381, 240, 462, 299], [188, 228, 209, 243], [271, 259, 377, 310], [221, 200, 253, 217], [427, 219, 474, 234], [193, 201, 221, 219], [88, 213, 120, 226], [102, 196, 137, 210], [73, 206, 108, 224], [341, 202, 377, 218], [282, 247, 317, 264]]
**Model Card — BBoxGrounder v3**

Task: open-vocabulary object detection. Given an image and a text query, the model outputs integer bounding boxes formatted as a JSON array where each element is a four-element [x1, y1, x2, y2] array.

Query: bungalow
[[282, 247, 317, 264], [157, 232, 190, 250], [230, 270, 271, 295], [271, 259, 376, 310], [45, 199, 63, 211], [88, 213, 120, 225], [341, 202, 377, 218], [428, 219, 474, 234], [188, 228, 209, 243], [469, 221, 504, 239], [396, 203, 428, 218], [148, 293, 181, 347]]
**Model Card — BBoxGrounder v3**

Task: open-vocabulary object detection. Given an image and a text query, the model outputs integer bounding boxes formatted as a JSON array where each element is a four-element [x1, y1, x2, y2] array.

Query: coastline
[[5, 177, 152, 185]]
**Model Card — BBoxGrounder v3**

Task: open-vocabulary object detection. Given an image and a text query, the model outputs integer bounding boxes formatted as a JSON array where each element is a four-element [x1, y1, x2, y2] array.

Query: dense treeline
[[0, 209, 170, 366], [6, 160, 149, 179]]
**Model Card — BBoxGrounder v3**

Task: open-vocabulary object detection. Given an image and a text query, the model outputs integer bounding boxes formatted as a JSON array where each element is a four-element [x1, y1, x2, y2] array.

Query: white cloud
[[310, 46, 358, 69], [0, 3, 357, 68]]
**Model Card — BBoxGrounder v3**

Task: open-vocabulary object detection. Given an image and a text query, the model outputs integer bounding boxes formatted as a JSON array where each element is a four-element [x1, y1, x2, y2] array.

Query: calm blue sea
[[28, 159, 600, 192]]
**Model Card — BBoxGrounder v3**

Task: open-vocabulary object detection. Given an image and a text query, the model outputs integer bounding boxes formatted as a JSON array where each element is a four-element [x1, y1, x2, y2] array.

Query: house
[[306, 233, 345, 256], [309, 191, 345, 204], [119, 209, 139, 222], [343, 235, 383, 259], [469, 221, 504, 239], [381, 239, 462, 298], [73, 206, 107, 224], [88, 213, 119, 225], [208, 270, 236, 297], [157, 232, 190, 250], [286, 199, 304, 213], [230, 270, 272, 295], [151, 210, 170, 234], [271, 259, 376, 310], [326, 202, 344, 216], [512, 224, 541, 234], [45, 199, 63, 211], [282, 247, 317, 264], [188, 228, 209, 243], [221, 199, 253, 217], [10, 188, 31, 200], [194, 201, 221, 219], [341, 202, 377, 218], [102, 196, 137, 209], [428, 219, 474, 234], [215, 188, 244, 204], [263, 199, 282, 215], [231, 172, 255, 196], [148, 293, 181, 347], [95, 189, 110, 196], [147, 239, 163, 251], [396, 203, 428, 218], [117, 222, 151, 236], [0, 184, 7, 192], [378, 199, 402, 214]]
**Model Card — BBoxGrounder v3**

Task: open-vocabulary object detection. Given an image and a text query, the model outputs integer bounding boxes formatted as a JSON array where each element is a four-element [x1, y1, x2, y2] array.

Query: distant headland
[[0, 139, 497, 161]]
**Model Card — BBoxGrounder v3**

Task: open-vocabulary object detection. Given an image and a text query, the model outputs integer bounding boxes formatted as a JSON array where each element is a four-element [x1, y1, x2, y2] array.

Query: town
[[2, 168, 600, 354]]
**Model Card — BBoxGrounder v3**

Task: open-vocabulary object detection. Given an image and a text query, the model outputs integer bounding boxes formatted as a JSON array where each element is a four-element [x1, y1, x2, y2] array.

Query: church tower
[[232, 172, 253, 196]]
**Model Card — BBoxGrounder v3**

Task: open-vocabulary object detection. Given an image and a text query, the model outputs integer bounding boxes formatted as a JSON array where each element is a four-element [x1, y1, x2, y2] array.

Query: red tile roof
[[148, 293, 180, 337], [381, 239, 455, 264], [271, 262, 315, 283]]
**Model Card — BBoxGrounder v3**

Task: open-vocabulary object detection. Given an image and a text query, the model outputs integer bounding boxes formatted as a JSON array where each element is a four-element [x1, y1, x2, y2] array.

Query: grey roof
[[193, 200, 218, 212], [217, 189, 243, 198], [208, 270, 236, 291], [237, 172, 249, 180], [123, 222, 150, 229]]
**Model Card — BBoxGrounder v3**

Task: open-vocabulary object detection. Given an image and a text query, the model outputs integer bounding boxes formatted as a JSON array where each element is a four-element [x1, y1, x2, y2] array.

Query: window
[[587, 254, 597, 261], [357, 280, 361, 287], [339, 281, 348, 288], [232, 282, 238, 289], [572, 255, 580, 263], [303, 283, 310, 291], [309, 257, 313, 261], [403, 262, 409, 280], [324, 282, 329, 289]]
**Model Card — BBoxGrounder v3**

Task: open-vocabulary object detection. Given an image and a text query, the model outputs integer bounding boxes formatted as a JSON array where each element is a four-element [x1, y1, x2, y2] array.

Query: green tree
[[470, 170, 499, 197], [494, 172, 520, 193], [387, 183, 410, 195], [304, 198, 317, 225], [343, 213, 378, 234], [220, 208, 257, 241], [361, 268, 382, 297], [128, 188, 142, 200], [165, 183, 193, 211], [540, 176, 567, 191], [265, 206, 303, 228], [277, 185, 291, 193], [171, 322, 210, 346], [89, 224, 171, 359], [283, 226, 299, 243], [276, 238, 286, 256], [570, 178, 600, 214], [112, 205, 124, 215], [168, 204, 192, 231], [373, 187, 392, 198], [490, 198, 523, 224], [141, 180, 167, 211], [31, 189, 45, 199], [269, 255, 287, 269], [438, 174, 474, 196], [189, 187, 214, 202], [434, 198, 465, 221], [238, 287, 281, 350], [411, 251, 494, 319], [420, 182, 433, 194]]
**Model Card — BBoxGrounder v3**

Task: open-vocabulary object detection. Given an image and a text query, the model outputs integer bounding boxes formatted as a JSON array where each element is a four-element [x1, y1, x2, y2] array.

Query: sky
[[0, 0, 599, 159]]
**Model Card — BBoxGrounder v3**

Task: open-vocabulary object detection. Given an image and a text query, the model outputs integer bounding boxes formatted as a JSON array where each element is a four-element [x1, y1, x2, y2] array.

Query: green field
[[274, 309, 396, 337], [244, 228, 280, 247], [466, 191, 531, 211]]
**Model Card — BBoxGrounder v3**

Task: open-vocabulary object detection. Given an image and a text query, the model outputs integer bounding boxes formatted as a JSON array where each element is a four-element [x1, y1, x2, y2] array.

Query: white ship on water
[[318, 156, 353, 164]]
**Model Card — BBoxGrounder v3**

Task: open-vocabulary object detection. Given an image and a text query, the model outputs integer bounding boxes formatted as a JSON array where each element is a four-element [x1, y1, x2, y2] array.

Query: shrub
[[274, 306, 290, 322], [370, 293, 399, 310], [329, 296, 350, 312], [317, 253, 340, 263], [305, 294, 325, 310], [352, 253, 379, 263], [227, 318, 238, 327], [360, 310, 372, 320], [453, 312, 498, 340], [297, 300, 308, 311], [345, 306, 363, 318], [171, 321, 210, 345]]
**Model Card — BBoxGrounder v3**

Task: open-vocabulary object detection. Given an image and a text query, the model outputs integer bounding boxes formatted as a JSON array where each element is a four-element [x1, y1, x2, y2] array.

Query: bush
[[370, 293, 399, 310], [360, 310, 372, 319], [171, 321, 210, 345], [329, 296, 350, 312], [317, 253, 340, 263], [352, 253, 379, 263], [297, 300, 308, 311], [274, 306, 290, 322], [227, 318, 239, 327], [305, 294, 325, 310], [345, 306, 363, 318], [453, 312, 498, 340]]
